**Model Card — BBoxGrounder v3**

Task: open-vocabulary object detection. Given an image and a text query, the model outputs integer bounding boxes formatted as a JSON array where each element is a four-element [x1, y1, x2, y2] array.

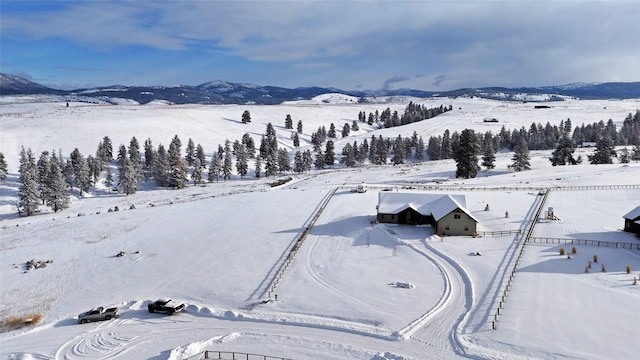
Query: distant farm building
[[623, 206, 640, 237], [377, 192, 478, 236], [483, 117, 499, 123], [579, 142, 597, 148]]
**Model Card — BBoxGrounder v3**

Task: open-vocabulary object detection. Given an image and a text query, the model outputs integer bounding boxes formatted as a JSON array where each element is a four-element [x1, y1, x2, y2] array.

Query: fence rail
[[187, 350, 292, 360], [339, 184, 639, 193], [528, 237, 640, 250], [477, 229, 522, 237]]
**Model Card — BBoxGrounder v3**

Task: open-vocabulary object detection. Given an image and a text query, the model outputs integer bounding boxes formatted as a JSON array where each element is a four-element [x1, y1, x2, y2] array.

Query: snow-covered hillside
[[0, 96, 639, 359]]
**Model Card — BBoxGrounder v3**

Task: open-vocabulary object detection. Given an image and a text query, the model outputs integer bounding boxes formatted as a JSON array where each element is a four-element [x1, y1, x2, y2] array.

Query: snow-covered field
[[0, 95, 639, 359]]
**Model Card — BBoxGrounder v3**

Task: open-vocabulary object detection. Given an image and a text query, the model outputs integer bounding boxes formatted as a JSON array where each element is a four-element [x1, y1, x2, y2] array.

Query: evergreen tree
[[76, 156, 92, 196], [328, 123, 337, 138], [192, 157, 204, 185], [340, 143, 356, 167], [223, 141, 233, 181], [293, 151, 304, 173], [588, 136, 616, 164], [441, 130, 452, 159], [45, 160, 70, 212], [391, 135, 405, 165], [169, 135, 182, 162], [453, 129, 480, 179], [314, 149, 325, 169], [241, 133, 256, 158], [509, 139, 531, 171], [208, 151, 222, 182], [98, 135, 113, 163], [324, 140, 335, 165], [265, 153, 278, 177], [302, 150, 313, 172], [17, 147, 40, 216], [375, 135, 388, 165], [415, 136, 425, 161], [0, 152, 10, 180], [254, 156, 262, 178], [297, 120, 303, 134], [242, 110, 252, 124], [618, 147, 630, 164], [169, 156, 188, 189], [285, 114, 293, 129], [292, 132, 300, 147], [481, 140, 496, 170], [185, 138, 196, 166], [143, 138, 156, 181], [119, 156, 139, 195], [277, 148, 291, 173], [427, 136, 441, 160], [342, 123, 350, 138], [351, 120, 359, 132], [236, 144, 249, 178], [154, 144, 170, 187], [550, 136, 579, 166], [196, 144, 206, 167]]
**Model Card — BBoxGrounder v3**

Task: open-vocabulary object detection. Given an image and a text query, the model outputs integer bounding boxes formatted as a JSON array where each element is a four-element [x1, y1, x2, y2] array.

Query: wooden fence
[[528, 237, 640, 250], [476, 229, 521, 237], [187, 350, 291, 360]]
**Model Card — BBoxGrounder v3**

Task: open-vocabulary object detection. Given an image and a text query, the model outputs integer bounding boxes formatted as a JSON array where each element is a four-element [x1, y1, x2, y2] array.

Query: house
[[623, 206, 640, 237], [377, 192, 478, 236]]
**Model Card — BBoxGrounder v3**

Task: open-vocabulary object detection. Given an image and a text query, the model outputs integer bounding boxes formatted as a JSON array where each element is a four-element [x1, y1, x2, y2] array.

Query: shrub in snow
[[626, 265, 631, 274], [571, 246, 577, 254], [593, 255, 598, 263], [114, 206, 119, 211], [601, 264, 606, 272], [129, 204, 136, 210], [559, 247, 565, 255]]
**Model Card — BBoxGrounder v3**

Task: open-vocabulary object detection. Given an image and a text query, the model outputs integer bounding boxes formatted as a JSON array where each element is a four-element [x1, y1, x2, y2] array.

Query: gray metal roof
[[377, 192, 478, 222]]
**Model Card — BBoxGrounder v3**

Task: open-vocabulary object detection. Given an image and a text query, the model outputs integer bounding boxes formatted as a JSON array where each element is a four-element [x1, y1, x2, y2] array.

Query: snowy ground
[[0, 96, 639, 359]]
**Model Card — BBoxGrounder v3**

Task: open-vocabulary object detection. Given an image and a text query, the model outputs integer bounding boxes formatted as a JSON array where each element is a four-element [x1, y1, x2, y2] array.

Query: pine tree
[[415, 136, 425, 161], [550, 136, 579, 166], [588, 136, 616, 164], [208, 151, 222, 182], [293, 151, 304, 173], [618, 147, 630, 163], [154, 144, 170, 187], [265, 153, 278, 177], [328, 123, 336, 138], [0, 152, 8, 180], [342, 123, 350, 138], [241, 110, 251, 124], [196, 144, 206, 166], [241, 133, 256, 158], [391, 135, 405, 165], [277, 148, 291, 173], [324, 140, 335, 165], [143, 138, 156, 181], [45, 160, 70, 212], [223, 141, 233, 181], [509, 139, 531, 171], [631, 144, 640, 162], [185, 138, 196, 166], [314, 149, 325, 169], [192, 157, 203, 185], [297, 120, 303, 134], [375, 135, 388, 165], [302, 150, 313, 172], [236, 144, 249, 178], [169, 156, 188, 189], [119, 156, 139, 195], [285, 114, 293, 129], [340, 143, 356, 167], [17, 147, 40, 216], [351, 120, 359, 132], [254, 156, 262, 178], [76, 156, 92, 196], [453, 129, 480, 179], [482, 140, 496, 170], [292, 132, 300, 147], [441, 130, 452, 159]]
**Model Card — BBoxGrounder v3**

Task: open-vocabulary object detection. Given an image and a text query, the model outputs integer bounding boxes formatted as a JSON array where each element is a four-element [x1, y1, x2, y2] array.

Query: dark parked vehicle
[[148, 299, 185, 314], [78, 306, 118, 324]]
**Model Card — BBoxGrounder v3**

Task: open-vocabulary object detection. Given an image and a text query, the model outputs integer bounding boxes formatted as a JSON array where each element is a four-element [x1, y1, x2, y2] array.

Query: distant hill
[[1, 73, 639, 104]]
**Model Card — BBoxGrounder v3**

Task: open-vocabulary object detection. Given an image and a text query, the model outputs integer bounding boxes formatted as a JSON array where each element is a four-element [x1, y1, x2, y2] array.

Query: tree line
[[3, 108, 639, 216]]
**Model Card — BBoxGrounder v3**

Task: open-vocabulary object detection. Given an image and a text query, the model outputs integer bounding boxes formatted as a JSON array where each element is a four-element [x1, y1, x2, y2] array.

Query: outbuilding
[[623, 206, 640, 237], [377, 192, 478, 236]]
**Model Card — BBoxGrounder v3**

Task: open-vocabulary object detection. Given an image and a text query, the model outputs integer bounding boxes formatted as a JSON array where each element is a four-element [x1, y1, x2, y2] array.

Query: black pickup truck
[[148, 299, 185, 315]]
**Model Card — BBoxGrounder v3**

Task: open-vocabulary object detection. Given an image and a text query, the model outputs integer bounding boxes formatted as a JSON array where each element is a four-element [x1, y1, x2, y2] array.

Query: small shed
[[377, 192, 478, 236], [623, 206, 640, 236]]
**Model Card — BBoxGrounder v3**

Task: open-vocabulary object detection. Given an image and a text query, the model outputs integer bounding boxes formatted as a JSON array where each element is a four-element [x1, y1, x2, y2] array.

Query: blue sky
[[1, 0, 639, 91]]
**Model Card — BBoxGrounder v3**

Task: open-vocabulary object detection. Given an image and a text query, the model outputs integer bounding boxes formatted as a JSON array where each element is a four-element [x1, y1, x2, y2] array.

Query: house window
[[445, 225, 450, 230], [465, 226, 469, 231], [391, 215, 395, 220], [454, 214, 461, 219]]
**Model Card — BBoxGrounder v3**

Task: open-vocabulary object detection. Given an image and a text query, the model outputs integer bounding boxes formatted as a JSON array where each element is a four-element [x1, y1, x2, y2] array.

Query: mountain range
[[1, 73, 639, 105]]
